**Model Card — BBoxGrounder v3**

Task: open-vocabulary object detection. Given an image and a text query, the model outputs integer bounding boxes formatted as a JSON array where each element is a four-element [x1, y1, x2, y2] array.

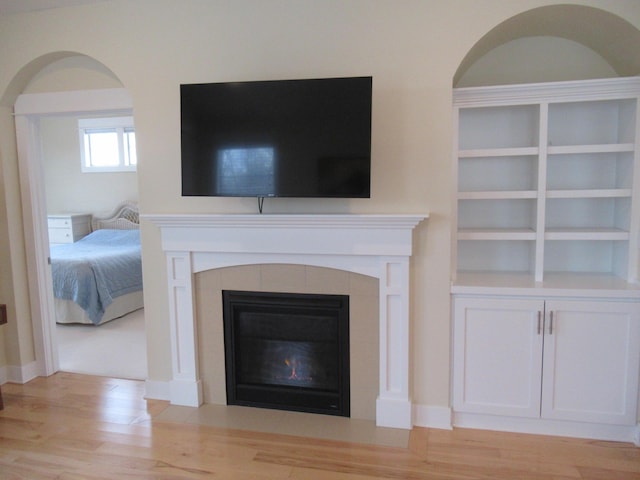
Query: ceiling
[[0, 0, 107, 15]]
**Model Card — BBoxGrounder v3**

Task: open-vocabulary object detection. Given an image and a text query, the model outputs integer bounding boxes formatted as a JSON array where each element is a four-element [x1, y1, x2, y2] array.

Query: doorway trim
[[14, 88, 133, 376]]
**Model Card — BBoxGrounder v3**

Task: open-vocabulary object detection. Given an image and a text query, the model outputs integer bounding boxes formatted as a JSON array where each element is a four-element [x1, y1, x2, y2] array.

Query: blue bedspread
[[50, 229, 143, 325]]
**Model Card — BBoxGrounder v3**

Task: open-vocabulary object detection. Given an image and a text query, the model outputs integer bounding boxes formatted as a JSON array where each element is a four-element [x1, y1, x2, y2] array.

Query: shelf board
[[544, 228, 629, 240], [458, 147, 538, 158], [546, 189, 632, 199], [459, 189, 631, 200], [547, 143, 634, 155], [458, 190, 537, 200], [458, 228, 536, 240], [452, 271, 640, 298]]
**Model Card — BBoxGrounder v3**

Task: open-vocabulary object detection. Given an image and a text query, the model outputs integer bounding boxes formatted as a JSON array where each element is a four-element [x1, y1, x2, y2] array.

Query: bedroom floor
[[56, 308, 147, 380]]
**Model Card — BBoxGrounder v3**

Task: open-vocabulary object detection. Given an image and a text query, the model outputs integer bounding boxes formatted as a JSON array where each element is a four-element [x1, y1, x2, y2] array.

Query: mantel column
[[166, 251, 202, 406], [376, 257, 412, 428]]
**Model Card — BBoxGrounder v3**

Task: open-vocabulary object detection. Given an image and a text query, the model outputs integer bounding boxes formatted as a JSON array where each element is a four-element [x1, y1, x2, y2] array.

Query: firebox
[[222, 290, 350, 416]]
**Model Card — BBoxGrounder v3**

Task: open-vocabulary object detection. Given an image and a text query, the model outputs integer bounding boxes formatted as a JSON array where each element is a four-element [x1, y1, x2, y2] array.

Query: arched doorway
[[7, 52, 140, 377]]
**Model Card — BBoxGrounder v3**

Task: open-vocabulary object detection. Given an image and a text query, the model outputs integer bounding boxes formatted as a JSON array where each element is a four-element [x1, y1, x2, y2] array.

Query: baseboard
[[0, 361, 39, 384], [412, 404, 453, 430], [454, 411, 639, 444], [144, 379, 170, 401], [376, 397, 412, 429]]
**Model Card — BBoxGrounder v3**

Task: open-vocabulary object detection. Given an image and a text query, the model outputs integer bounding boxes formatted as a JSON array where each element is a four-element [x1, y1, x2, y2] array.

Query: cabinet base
[[453, 411, 639, 445]]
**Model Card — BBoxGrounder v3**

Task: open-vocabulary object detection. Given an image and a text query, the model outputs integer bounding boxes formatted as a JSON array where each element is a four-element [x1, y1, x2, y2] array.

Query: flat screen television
[[180, 76, 372, 199]]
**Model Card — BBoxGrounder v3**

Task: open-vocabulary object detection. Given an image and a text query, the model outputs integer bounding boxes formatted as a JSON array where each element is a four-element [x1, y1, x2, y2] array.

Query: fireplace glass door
[[223, 290, 350, 416]]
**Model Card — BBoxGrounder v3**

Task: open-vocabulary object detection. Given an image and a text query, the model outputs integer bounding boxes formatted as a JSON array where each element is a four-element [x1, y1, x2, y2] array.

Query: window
[[78, 116, 136, 172]]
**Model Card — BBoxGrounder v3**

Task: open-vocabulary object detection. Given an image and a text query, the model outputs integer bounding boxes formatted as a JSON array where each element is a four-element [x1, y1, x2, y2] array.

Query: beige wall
[[0, 0, 638, 412], [457, 36, 617, 87]]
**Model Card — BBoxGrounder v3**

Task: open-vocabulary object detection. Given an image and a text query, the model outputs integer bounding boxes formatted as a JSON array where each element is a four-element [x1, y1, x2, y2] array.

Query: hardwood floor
[[0, 373, 638, 479]]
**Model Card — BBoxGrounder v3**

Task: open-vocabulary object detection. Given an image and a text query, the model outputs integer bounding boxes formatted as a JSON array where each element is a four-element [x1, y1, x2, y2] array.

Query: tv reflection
[[214, 146, 369, 198], [216, 146, 275, 196]]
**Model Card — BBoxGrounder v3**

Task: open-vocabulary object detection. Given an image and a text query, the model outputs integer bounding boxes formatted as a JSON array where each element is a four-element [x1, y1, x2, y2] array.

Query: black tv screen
[[180, 76, 372, 198]]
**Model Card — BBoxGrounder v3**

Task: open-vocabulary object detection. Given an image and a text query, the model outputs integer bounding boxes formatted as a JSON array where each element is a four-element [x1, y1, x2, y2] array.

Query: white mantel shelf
[[144, 213, 425, 256], [144, 213, 425, 227], [144, 213, 428, 429]]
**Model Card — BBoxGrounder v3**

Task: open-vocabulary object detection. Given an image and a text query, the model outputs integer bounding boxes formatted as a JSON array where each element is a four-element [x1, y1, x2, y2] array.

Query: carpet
[[56, 308, 147, 380]]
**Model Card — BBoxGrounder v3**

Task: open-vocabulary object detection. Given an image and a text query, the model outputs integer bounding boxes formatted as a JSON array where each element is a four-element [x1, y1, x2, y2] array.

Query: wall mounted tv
[[180, 76, 372, 199]]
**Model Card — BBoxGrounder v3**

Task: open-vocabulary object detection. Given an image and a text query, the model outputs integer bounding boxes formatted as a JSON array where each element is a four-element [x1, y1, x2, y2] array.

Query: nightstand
[[47, 213, 91, 244]]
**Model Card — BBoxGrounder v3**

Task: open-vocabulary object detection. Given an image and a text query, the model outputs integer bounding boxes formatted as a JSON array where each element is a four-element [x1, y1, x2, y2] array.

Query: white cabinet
[[47, 213, 91, 244], [453, 296, 640, 426], [453, 78, 640, 287], [452, 297, 544, 418], [541, 299, 640, 425]]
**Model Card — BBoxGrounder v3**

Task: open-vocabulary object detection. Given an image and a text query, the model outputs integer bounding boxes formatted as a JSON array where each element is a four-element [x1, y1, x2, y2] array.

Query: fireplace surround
[[145, 213, 426, 429]]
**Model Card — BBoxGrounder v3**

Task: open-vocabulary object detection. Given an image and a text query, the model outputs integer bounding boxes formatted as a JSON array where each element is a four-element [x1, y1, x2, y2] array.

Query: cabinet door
[[453, 297, 544, 417], [541, 300, 640, 425]]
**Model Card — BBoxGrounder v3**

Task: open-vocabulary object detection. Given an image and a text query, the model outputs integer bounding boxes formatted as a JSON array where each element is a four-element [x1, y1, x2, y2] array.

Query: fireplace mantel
[[144, 213, 427, 429]]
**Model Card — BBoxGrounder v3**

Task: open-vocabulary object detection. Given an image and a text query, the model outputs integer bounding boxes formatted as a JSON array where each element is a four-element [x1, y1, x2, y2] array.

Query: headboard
[[91, 202, 139, 231]]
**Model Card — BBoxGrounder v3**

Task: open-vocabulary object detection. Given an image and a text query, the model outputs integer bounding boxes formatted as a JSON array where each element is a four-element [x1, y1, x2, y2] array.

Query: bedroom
[[29, 56, 145, 379]]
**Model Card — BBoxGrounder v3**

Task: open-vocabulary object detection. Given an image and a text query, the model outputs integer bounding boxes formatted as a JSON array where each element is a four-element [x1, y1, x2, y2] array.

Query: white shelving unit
[[452, 77, 640, 289], [451, 78, 640, 443]]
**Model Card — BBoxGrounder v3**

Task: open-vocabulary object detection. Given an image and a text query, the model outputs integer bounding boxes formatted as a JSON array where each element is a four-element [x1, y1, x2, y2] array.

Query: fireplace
[[145, 213, 426, 429], [223, 290, 350, 416]]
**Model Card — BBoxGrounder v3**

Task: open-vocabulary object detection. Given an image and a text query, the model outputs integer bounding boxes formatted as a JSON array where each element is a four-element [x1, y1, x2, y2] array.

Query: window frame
[[78, 116, 136, 173]]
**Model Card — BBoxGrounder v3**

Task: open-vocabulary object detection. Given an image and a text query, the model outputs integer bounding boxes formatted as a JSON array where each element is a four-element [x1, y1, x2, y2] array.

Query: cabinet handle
[[537, 311, 542, 335], [549, 311, 554, 335]]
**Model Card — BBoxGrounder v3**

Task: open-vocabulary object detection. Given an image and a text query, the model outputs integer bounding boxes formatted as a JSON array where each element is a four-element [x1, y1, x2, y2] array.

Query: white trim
[[144, 379, 171, 402], [0, 361, 40, 384], [453, 411, 640, 444], [13, 88, 133, 377], [14, 115, 58, 376], [453, 77, 640, 107], [14, 88, 132, 116], [413, 404, 453, 430]]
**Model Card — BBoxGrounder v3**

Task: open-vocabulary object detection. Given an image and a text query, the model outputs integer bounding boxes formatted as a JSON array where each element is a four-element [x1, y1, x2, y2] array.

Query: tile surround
[[195, 264, 379, 420]]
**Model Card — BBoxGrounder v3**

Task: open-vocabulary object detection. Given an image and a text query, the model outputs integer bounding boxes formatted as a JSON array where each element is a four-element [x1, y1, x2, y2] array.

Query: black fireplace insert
[[223, 290, 350, 416]]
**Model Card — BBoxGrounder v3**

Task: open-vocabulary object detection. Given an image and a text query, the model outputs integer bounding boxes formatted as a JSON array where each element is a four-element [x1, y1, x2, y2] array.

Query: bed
[[50, 203, 143, 325]]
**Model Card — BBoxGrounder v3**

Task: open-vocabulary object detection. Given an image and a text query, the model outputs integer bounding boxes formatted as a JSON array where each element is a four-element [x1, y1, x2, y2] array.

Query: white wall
[[39, 115, 138, 216], [0, 0, 638, 418]]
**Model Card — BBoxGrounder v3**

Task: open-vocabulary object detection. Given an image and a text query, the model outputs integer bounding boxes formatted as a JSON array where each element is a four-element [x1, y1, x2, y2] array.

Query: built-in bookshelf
[[452, 77, 640, 290]]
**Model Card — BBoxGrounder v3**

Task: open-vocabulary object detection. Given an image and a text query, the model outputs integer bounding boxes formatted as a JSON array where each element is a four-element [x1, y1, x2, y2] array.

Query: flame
[[285, 356, 299, 379], [281, 355, 312, 382]]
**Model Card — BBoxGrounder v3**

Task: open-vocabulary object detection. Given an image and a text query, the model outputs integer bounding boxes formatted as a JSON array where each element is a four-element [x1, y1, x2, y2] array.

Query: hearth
[[223, 290, 350, 416]]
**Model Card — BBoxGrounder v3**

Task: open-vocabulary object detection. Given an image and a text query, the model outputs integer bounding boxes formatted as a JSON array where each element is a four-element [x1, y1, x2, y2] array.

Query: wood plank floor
[[0, 373, 638, 479]]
